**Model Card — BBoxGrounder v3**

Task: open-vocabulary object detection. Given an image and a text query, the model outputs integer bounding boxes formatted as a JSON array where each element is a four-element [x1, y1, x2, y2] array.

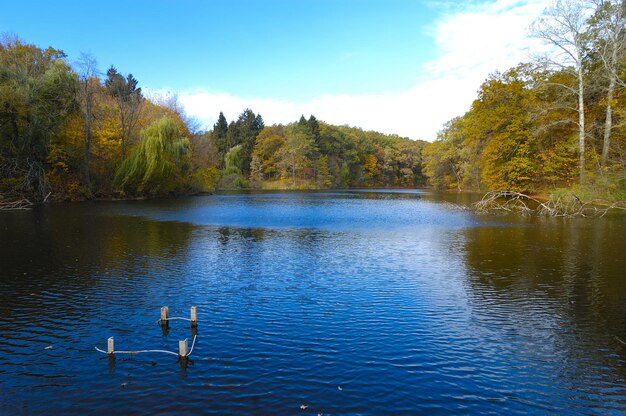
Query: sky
[[1, 0, 550, 141]]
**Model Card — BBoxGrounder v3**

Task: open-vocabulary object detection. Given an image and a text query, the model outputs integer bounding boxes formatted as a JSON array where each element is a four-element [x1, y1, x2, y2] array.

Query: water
[[0, 190, 624, 415]]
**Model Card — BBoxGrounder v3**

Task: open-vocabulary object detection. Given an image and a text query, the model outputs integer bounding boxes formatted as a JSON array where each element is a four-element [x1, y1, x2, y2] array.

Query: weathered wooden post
[[179, 338, 188, 358], [190, 306, 197, 327], [107, 337, 115, 355], [160, 306, 169, 325]]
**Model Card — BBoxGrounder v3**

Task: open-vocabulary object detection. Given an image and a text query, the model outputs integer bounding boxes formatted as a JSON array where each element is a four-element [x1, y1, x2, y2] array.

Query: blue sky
[[1, 0, 549, 140]]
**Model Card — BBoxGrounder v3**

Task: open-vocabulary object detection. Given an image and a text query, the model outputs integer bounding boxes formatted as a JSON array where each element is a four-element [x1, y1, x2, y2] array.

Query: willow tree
[[114, 117, 189, 195]]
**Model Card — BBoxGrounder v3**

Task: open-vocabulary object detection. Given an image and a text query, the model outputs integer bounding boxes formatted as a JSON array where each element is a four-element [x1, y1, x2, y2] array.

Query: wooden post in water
[[190, 306, 197, 327], [107, 337, 114, 355], [160, 306, 169, 325], [179, 338, 188, 357]]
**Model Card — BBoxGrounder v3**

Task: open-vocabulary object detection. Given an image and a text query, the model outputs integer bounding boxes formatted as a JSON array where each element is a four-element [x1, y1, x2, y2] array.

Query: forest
[[422, 0, 626, 201], [0, 34, 426, 204], [1, 0, 625, 205]]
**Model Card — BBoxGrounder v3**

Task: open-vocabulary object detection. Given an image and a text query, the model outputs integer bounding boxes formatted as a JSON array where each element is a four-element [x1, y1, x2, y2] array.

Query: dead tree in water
[[0, 197, 34, 210], [473, 191, 626, 218]]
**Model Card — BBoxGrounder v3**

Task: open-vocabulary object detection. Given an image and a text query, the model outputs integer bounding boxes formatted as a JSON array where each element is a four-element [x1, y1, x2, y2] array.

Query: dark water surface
[[0, 190, 624, 415]]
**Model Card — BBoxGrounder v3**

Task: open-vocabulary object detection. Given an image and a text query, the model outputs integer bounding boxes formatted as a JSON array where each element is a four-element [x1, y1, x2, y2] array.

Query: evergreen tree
[[224, 109, 264, 174], [226, 121, 238, 150], [307, 115, 321, 144], [212, 111, 229, 157]]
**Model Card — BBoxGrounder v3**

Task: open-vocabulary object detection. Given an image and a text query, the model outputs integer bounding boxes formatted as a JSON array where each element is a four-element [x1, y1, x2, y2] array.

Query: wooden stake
[[107, 337, 114, 354], [190, 306, 197, 327], [179, 338, 188, 357], [160, 306, 169, 325]]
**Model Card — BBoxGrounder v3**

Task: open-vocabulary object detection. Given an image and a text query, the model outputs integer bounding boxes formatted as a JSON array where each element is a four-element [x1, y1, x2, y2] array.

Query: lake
[[0, 189, 624, 415]]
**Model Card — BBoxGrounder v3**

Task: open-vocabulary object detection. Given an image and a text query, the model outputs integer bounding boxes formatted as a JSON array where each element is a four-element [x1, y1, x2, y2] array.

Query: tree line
[[2, 0, 624, 204], [0, 34, 208, 202], [422, 0, 626, 200], [211, 112, 426, 190], [0, 34, 426, 203]]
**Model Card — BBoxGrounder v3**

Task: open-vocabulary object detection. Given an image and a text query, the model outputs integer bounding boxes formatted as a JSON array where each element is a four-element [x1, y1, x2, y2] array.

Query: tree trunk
[[602, 78, 615, 166], [120, 106, 127, 161], [450, 161, 462, 191], [602, 44, 618, 166], [84, 113, 92, 192], [121, 131, 126, 161], [26, 109, 46, 202], [578, 64, 586, 183]]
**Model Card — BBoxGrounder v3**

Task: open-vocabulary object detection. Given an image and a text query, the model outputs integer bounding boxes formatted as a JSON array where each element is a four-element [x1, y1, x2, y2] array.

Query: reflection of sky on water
[[0, 190, 624, 414], [105, 191, 485, 231]]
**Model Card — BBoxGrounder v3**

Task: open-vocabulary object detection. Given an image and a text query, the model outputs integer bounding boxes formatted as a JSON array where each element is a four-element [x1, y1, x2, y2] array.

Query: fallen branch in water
[[474, 191, 548, 216], [440, 201, 471, 212], [0, 198, 34, 210], [473, 191, 626, 218]]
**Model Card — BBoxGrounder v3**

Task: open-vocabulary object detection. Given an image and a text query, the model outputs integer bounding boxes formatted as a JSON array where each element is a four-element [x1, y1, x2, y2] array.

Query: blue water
[[0, 190, 624, 414]]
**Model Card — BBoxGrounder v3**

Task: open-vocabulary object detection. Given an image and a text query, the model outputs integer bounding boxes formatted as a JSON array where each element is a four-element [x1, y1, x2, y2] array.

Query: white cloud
[[177, 0, 550, 141]]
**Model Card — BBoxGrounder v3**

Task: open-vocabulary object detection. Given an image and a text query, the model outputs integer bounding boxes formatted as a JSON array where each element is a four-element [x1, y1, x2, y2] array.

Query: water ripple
[[0, 191, 625, 414]]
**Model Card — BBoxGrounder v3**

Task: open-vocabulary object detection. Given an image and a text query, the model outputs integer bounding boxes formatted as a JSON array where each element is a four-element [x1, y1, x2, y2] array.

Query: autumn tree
[[105, 66, 143, 161], [395, 140, 424, 187], [0, 36, 77, 201], [532, 0, 595, 182], [587, 0, 626, 165], [362, 153, 379, 183], [382, 147, 398, 185], [470, 68, 539, 191], [251, 125, 285, 180], [422, 118, 465, 190], [75, 52, 99, 192], [423, 141, 462, 190], [316, 155, 332, 188], [278, 123, 318, 186]]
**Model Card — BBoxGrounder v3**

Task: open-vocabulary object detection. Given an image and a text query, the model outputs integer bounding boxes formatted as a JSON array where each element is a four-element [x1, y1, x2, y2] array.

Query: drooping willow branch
[[473, 191, 626, 218]]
